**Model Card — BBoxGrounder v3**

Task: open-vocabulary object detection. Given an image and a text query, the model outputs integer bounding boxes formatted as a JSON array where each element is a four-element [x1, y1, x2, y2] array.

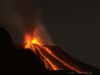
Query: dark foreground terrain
[[0, 27, 100, 75]]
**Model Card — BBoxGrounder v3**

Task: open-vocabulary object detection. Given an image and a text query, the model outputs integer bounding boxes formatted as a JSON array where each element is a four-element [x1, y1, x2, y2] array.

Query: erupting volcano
[[22, 27, 97, 75], [1, 0, 100, 75], [1, 26, 100, 75]]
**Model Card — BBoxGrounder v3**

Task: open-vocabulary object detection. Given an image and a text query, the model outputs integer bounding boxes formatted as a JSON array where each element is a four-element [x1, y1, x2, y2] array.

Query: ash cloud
[[0, 0, 53, 45]]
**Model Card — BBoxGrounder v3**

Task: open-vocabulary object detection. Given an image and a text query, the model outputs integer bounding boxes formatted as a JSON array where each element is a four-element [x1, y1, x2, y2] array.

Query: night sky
[[37, 0, 100, 69], [0, 0, 100, 69]]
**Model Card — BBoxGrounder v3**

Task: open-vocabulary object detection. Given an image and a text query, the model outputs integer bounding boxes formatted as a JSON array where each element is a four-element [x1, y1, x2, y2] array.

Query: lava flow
[[24, 33, 90, 74]]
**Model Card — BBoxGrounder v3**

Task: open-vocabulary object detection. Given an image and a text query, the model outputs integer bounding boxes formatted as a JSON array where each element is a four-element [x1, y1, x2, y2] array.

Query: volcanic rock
[[0, 27, 48, 75], [0, 27, 100, 75], [0, 27, 14, 50]]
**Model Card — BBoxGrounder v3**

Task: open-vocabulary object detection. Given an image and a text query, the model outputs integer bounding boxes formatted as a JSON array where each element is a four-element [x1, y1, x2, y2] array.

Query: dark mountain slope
[[0, 27, 100, 75]]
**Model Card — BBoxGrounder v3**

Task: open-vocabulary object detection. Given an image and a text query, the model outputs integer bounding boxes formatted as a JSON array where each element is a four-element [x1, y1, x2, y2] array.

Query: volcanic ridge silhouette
[[0, 27, 100, 75]]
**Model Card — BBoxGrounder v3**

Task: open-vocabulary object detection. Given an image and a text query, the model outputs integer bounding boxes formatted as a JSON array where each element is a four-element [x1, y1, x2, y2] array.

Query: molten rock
[[1, 27, 100, 75], [0, 27, 48, 75]]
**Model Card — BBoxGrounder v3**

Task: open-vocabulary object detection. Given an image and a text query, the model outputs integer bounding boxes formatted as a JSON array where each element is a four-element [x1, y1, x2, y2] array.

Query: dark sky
[[0, 0, 100, 69], [37, 0, 100, 69]]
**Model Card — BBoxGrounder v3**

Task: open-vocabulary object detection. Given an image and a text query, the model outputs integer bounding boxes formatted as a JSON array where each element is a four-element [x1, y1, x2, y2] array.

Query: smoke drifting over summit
[[0, 0, 53, 45]]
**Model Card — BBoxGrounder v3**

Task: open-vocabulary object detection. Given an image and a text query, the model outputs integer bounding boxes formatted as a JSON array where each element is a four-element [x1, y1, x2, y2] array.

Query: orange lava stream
[[43, 47, 82, 72], [46, 58, 58, 70], [24, 33, 88, 74], [24, 33, 57, 70]]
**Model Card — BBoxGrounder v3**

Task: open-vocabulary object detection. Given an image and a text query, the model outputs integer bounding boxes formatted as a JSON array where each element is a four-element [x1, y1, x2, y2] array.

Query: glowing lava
[[24, 34, 31, 49], [24, 33, 89, 74], [24, 33, 43, 49]]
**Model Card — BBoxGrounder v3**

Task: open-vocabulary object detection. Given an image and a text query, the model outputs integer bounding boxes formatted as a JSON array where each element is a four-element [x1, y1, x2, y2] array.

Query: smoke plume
[[0, 0, 53, 45]]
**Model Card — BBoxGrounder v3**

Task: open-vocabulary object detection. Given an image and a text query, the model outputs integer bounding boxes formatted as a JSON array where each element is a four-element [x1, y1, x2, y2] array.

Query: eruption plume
[[0, 0, 53, 45]]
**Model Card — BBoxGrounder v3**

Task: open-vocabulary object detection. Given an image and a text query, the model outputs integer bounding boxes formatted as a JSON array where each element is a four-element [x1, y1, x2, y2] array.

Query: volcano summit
[[0, 27, 100, 75]]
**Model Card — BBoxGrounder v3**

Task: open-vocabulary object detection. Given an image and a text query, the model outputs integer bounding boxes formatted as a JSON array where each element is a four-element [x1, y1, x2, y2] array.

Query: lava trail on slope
[[14, 43, 100, 75]]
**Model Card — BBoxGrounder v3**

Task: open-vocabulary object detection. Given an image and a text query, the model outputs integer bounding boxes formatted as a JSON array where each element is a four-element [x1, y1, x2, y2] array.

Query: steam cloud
[[0, 0, 53, 45]]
